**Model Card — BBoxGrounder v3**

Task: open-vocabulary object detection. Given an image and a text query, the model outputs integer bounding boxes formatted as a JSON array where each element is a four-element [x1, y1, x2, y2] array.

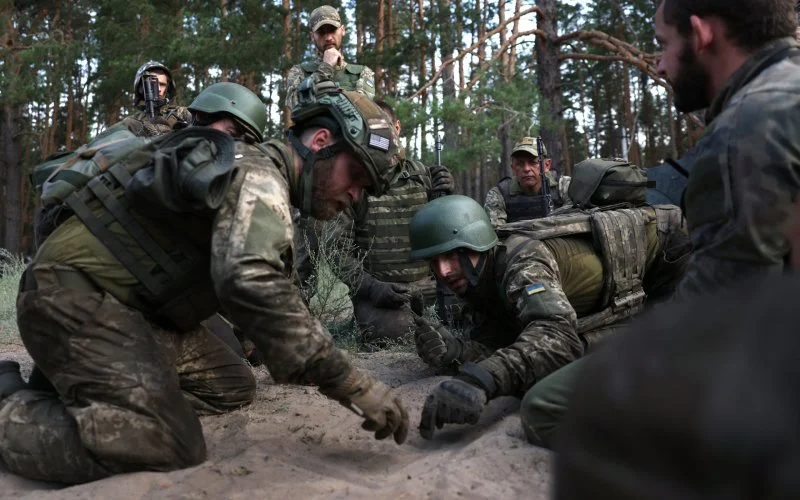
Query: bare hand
[[323, 48, 342, 66]]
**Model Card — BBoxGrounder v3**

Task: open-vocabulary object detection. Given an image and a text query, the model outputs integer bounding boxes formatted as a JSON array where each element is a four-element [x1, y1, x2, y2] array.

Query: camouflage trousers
[[354, 276, 436, 341], [0, 264, 256, 484]]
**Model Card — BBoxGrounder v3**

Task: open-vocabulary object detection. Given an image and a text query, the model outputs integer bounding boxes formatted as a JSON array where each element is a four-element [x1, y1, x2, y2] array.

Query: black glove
[[413, 316, 463, 368], [429, 165, 454, 195], [419, 362, 497, 440], [356, 275, 410, 308]]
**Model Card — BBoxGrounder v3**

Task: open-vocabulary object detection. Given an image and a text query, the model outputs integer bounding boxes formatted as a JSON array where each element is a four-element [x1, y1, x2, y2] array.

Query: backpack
[[567, 158, 653, 208], [30, 124, 145, 198]]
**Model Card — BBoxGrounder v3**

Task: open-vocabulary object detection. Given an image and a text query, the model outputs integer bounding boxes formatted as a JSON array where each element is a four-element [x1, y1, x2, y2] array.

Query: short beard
[[309, 157, 341, 220], [672, 43, 712, 113]]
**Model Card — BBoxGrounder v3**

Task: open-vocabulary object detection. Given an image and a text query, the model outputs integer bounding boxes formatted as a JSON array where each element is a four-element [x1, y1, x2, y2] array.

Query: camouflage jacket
[[117, 103, 192, 138], [284, 56, 375, 112], [332, 156, 437, 288], [36, 137, 352, 391], [484, 173, 563, 228], [455, 205, 687, 397], [675, 38, 800, 300]]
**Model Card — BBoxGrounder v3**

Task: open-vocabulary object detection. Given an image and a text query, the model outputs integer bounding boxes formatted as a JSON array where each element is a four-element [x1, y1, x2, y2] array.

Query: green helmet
[[189, 82, 267, 143], [287, 78, 396, 215], [409, 195, 498, 261]]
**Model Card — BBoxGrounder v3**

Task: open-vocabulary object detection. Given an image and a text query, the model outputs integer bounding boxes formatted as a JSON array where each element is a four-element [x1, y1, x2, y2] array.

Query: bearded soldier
[[284, 5, 375, 117], [117, 60, 193, 137], [484, 137, 566, 228], [321, 99, 454, 341], [0, 79, 408, 484], [408, 195, 689, 445]]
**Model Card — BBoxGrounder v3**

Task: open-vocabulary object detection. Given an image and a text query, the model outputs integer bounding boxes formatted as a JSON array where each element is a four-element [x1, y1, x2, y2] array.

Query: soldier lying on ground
[[0, 79, 408, 485], [407, 193, 690, 445]]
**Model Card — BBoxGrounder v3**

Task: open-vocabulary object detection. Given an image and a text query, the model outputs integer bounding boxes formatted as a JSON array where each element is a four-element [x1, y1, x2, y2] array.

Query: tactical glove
[[356, 274, 410, 308], [429, 165, 455, 195], [419, 362, 497, 440], [324, 368, 409, 444], [413, 316, 463, 369]]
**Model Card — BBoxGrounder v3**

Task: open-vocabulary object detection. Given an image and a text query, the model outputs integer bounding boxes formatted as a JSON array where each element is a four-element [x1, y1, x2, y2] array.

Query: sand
[[0, 344, 551, 499]]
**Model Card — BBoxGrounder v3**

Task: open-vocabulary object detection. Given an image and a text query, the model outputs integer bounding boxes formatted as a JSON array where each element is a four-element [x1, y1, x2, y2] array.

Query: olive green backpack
[[567, 158, 653, 208]]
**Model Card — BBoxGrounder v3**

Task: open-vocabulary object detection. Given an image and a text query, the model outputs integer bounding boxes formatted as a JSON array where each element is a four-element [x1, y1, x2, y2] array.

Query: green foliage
[[0, 250, 25, 345]]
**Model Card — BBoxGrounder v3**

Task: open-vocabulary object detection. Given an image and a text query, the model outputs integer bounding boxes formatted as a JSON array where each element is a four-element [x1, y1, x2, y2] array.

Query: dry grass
[[0, 249, 25, 345]]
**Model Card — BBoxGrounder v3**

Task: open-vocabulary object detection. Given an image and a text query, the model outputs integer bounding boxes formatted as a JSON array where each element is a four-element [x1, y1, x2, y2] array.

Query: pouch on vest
[[36, 126, 145, 202], [567, 158, 653, 208]]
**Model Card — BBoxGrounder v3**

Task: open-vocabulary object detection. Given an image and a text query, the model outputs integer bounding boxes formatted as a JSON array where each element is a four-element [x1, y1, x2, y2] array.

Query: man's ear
[[544, 159, 552, 172], [689, 14, 715, 53], [394, 120, 402, 136], [307, 128, 333, 153], [340, 26, 346, 38]]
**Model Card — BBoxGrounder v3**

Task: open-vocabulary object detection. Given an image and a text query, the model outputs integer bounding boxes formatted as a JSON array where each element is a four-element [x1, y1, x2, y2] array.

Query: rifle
[[142, 74, 161, 123], [537, 136, 553, 216], [433, 134, 453, 326]]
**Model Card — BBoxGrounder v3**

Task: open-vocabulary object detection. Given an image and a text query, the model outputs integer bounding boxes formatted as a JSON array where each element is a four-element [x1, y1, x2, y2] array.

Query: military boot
[[0, 360, 27, 400]]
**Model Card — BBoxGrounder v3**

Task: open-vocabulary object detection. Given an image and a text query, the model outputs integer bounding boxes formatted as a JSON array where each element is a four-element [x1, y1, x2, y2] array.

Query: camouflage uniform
[[426, 205, 688, 446], [117, 103, 192, 138], [484, 172, 563, 228], [676, 38, 800, 300], [0, 138, 355, 483], [285, 58, 375, 113], [334, 155, 440, 340]]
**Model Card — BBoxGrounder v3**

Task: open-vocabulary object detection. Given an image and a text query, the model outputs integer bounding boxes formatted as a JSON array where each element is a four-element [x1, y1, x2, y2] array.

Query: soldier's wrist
[[455, 362, 498, 399]]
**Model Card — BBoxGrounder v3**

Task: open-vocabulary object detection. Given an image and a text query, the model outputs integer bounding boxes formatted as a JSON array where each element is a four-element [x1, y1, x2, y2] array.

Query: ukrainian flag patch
[[525, 283, 546, 296]]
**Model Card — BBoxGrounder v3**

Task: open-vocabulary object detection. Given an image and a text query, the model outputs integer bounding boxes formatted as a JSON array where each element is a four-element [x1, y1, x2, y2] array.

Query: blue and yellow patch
[[525, 283, 546, 296]]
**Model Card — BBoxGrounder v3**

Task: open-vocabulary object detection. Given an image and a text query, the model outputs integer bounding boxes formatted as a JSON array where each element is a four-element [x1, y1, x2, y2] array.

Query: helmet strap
[[458, 249, 488, 288], [286, 129, 343, 216]]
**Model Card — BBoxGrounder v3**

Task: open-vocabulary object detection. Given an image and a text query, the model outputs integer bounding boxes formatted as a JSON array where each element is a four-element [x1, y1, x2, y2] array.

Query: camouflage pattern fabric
[[327, 157, 441, 340], [117, 104, 192, 138], [0, 263, 255, 483], [284, 57, 376, 112], [0, 139, 355, 483], [676, 38, 800, 300], [450, 206, 686, 398], [555, 274, 800, 498], [484, 172, 563, 228]]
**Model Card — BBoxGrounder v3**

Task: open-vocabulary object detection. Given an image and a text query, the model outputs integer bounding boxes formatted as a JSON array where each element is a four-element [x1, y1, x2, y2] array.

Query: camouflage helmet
[[287, 79, 396, 214], [188, 82, 267, 143], [409, 195, 498, 261], [133, 60, 176, 101]]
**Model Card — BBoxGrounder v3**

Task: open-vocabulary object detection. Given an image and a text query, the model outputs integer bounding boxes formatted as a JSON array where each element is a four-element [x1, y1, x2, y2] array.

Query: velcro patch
[[525, 283, 546, 296], [368, 133, 390, 151]]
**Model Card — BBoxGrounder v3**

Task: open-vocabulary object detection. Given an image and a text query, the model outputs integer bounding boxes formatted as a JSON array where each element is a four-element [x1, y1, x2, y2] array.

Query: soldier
[[521, 0, 800, 455], [484, 137, 565, 228], [117, 60, 193, 137], [284, 5, 375, 117], [654, 0, 800, 299], [0, 80, 408, 484], [407, 195, 689, 442], [326, 99, 454, 341], [555, 274, 800, 499]]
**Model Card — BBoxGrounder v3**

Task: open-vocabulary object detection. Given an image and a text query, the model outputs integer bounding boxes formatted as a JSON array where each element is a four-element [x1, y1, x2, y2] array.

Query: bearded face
[[671, 42, 713, 113]]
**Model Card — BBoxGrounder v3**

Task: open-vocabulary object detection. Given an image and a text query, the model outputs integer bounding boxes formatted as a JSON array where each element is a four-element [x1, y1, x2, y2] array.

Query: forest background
[[0, 0, 703, 254]]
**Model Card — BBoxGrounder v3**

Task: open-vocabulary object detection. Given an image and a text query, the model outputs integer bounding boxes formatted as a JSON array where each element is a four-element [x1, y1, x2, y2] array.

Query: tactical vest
[[46, 129, 247, 331], [300, 62, 366, 91], [497, 176, 562, 223], [354, 159, 430, 283], [496, 205, 682, 335]]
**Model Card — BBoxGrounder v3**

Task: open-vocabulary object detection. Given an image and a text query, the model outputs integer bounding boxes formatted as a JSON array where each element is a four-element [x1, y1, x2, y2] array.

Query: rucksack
[[36, 125, 149, 206], [567, 158, 653, 208]]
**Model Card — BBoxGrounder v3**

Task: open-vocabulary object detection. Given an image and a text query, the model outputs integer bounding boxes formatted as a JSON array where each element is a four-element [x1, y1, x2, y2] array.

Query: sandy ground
[[0, 343, 551, 499]]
